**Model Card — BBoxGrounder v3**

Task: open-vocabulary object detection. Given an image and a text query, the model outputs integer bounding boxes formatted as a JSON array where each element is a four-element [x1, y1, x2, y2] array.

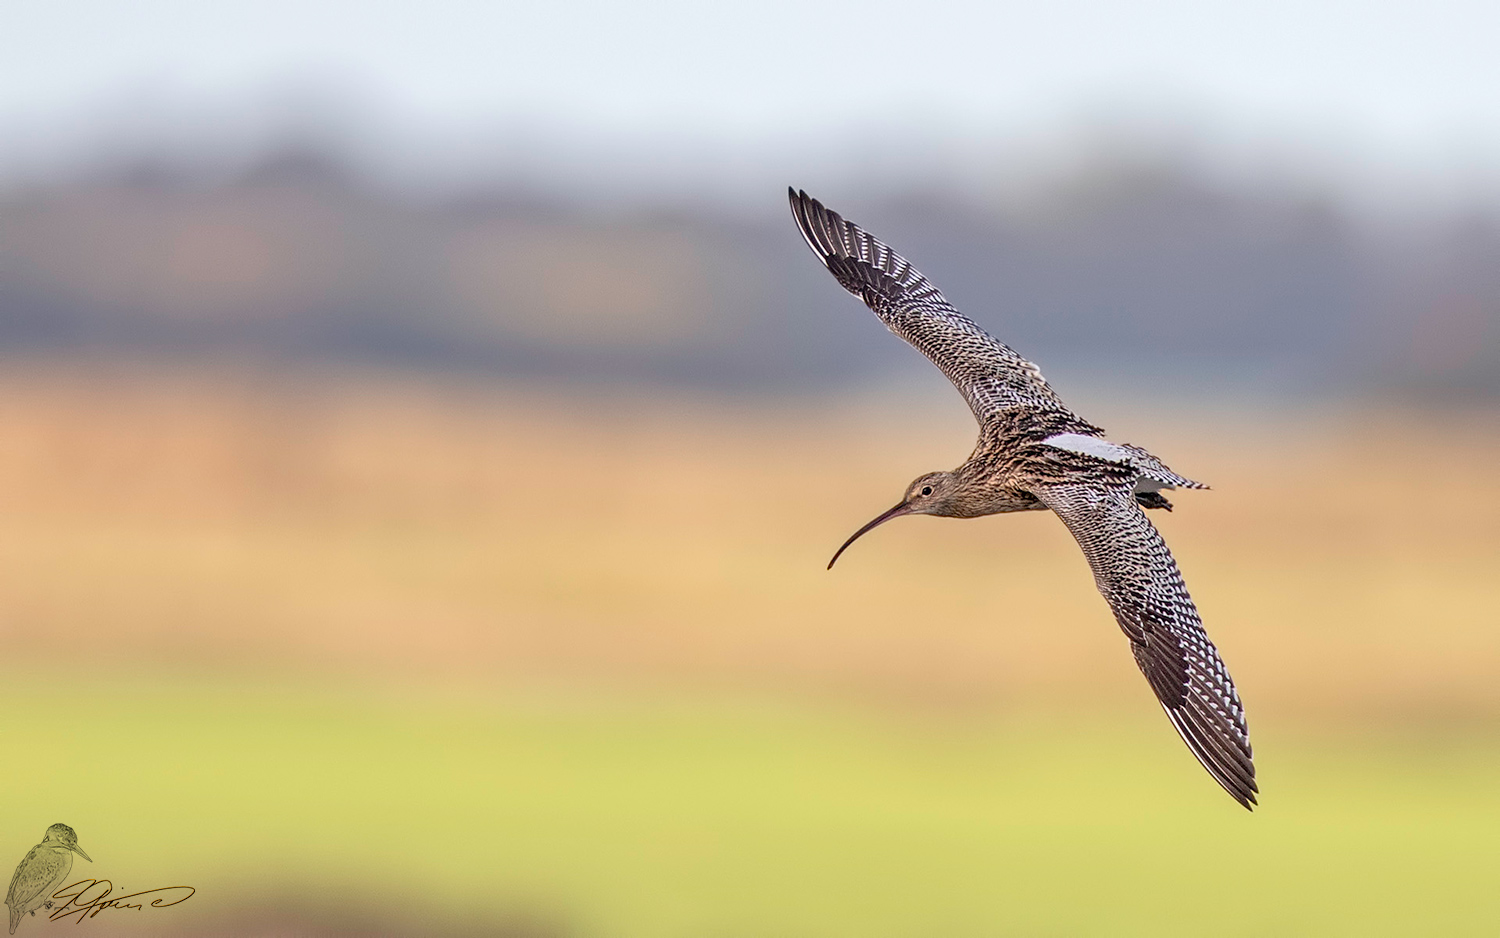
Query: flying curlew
[[6, 824, 90, 934], [790, 188, 1256, 808]]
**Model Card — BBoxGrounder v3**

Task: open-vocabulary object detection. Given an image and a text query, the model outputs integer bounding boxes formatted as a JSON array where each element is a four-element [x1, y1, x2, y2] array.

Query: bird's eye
[[920, 485, 933, 496]]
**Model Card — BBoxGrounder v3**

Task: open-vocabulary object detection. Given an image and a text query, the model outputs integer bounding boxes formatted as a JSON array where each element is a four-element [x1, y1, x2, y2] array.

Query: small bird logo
[[6, 824, 91, 934]]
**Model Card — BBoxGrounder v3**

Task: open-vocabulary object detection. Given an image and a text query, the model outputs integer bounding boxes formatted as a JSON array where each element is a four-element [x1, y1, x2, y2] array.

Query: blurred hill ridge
[[3, 141, 1497, 396]]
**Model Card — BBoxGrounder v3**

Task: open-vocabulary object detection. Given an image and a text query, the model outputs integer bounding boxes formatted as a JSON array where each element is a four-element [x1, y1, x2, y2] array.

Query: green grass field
[[7, 676, 1500, 937], [2, 368, 1498, 935]]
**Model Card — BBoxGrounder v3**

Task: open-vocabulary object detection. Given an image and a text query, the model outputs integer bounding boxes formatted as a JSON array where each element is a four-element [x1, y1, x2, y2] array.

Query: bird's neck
[[942, 474, 1042, 517]]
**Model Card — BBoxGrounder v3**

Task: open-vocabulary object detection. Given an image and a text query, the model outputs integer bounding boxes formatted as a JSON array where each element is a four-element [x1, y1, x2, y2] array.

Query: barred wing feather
[[1035, 483, 1257, 808], [789, 188, 1067, 421]]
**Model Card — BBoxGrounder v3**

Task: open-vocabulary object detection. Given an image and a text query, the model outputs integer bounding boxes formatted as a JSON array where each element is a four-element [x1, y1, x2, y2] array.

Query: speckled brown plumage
[[791, 188, 1256, 809], [7, 824, 90, 934]]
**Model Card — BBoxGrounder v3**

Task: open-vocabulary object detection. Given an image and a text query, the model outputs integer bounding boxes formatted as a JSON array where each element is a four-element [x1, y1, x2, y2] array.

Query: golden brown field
[[4, 360, 1500, 936], [3, 359, 1497, 720]]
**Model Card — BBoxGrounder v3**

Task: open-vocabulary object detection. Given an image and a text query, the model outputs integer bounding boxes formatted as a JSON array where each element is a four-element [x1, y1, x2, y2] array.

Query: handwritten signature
[[46, 879, 194, 924]]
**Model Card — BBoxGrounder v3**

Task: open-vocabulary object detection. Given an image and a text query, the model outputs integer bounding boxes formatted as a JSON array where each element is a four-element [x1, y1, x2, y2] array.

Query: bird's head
[[43, 823, 91, 862], [901, 471, 962, 512], [827, 470, 960, 569]]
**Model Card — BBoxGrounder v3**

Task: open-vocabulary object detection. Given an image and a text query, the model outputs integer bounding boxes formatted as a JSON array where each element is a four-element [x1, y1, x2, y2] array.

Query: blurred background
[[3, 1, 1499, 935]]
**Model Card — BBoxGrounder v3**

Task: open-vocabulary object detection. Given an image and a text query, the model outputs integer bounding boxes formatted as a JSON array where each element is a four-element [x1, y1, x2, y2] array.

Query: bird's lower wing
[[789, 189, 1067, 421], [1034, 483, 1257, 808]]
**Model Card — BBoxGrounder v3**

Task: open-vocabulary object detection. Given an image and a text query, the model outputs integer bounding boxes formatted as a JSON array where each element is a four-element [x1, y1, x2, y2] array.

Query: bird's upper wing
[[6, 847, 65, 914], [789, 189, 1067, 422], [1034, 483, 1257, 808]]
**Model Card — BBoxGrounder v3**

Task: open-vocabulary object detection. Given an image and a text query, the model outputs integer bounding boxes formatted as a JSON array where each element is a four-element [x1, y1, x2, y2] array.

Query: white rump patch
[[1042, 432, 1186, 492], [1040, 432, 1134, 464]]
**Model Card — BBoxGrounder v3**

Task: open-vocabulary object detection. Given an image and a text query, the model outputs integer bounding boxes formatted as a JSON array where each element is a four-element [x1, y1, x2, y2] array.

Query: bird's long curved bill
[[71, 845, 91, 862], [827, 502, 912, 569]]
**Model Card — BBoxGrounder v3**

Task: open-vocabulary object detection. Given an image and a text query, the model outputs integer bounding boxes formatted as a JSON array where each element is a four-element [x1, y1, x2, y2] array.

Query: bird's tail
[[1120, 443, 1208, 491]]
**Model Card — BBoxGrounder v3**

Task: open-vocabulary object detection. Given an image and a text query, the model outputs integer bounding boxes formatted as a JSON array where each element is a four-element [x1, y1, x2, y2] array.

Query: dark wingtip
[[1223, 766, 1259, 811], [788, 188, 833, 266], [1163, 702, 1258, 810]]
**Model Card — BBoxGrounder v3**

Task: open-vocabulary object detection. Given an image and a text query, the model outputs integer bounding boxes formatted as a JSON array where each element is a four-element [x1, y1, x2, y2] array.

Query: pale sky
[[4, 0, 1499, 197]]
